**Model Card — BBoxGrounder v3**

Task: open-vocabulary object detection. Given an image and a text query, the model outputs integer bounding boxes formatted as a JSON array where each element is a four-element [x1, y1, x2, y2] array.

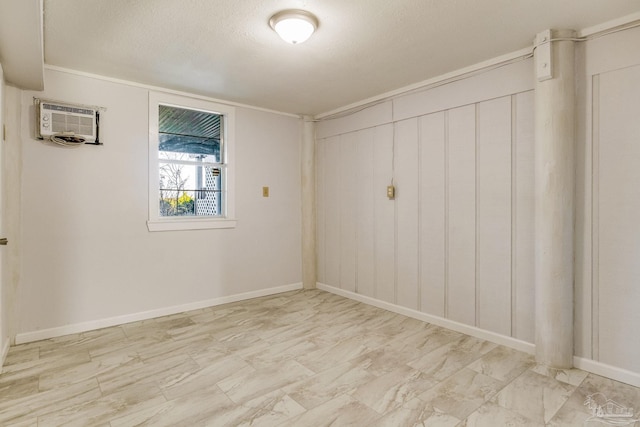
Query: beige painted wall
[[0, 63, 5, 361], [1, 71, 23, 363], [15, 69, 302, 337]]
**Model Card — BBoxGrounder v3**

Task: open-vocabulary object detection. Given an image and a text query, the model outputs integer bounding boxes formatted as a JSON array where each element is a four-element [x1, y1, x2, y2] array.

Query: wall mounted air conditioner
[[36, 99, 99, 144]]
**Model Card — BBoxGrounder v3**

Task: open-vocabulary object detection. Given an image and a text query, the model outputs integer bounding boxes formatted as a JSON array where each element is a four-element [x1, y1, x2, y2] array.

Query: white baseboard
[[0, 338, 10, 374], [15, 283, 303, 345], [317, 283, 640, 388], [574, 356, 640, 388], [13, 281, 640, 388], [317, 283, 535, 355]]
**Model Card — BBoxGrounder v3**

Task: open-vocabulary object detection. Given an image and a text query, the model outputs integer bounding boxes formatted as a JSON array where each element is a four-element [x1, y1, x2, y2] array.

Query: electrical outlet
[[387, 185, 395, 200], [263, 186, 269, 197]]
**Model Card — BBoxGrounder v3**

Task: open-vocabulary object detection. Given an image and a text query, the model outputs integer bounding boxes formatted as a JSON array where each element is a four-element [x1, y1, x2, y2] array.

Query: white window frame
[[147, 91, 236, 231]]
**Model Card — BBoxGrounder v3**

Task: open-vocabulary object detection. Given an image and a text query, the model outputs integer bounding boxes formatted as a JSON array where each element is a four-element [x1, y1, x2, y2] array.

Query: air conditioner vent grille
[[51, 113, 94, 135], [36, 99, 98, 143]]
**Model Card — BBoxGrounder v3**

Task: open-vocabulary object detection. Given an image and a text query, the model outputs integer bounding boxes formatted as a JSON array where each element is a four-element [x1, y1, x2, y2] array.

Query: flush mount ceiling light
[[269, 9, 318, 44]]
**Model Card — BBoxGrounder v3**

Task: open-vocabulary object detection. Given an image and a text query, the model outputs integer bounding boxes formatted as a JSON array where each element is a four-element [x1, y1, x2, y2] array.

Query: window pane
[[159, 162, 223, 217], [158, 105, 222, 163]]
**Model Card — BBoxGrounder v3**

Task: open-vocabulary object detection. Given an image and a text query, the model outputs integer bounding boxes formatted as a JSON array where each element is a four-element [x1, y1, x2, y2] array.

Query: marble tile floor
[[1, 289, 639, 426]]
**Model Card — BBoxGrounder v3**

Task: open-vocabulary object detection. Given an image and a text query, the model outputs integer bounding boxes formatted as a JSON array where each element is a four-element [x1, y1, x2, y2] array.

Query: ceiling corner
[[0, 0, 45, 90]]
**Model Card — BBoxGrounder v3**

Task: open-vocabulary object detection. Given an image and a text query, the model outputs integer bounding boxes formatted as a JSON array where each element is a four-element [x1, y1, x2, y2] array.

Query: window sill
[[147, 217, 237, 232]]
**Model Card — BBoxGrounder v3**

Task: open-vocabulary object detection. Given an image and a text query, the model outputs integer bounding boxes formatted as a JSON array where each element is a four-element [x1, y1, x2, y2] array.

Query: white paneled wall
[[597, 64, 640, 374], [446, 105, 477, 326], [372, 125, 395, 303], [317, 89, 535, 343], [419, 113, 446, 317], [339, 132, 358, 293], [395, 119, 420, 310], [573, 27, 640, 380], [476, 97, 512, 336], [513, 92, 535, 344], [317, 29, 640, 384], [355, 128, 375, 298]]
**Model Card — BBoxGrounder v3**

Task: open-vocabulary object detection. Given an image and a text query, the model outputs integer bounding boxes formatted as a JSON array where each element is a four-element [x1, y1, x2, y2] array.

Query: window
[[148, 92, 236, 231]]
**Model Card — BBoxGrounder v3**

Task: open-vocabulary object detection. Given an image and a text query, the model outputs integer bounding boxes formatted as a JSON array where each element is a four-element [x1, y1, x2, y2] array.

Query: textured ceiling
[[0, 0, 44, 90], [42, 0, 640, 115]]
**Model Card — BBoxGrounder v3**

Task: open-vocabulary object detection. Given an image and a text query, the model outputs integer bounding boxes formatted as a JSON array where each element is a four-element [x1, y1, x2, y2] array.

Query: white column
[[301, 115, 316, 289], [534, 29, 576, 368]]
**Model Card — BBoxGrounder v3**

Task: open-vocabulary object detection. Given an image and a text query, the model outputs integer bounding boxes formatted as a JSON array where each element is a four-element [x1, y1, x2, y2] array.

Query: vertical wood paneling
[[513, 91, 535, 343], [591, 75, 600, 361], [598, 65, 640, 373], [395, 119, 420, 310], [339, 132, 358, 292], [419, 112, 446, 316], [356, 128, 376, 297], [574, 70, 595, 360], [447, 105, 476, 326], [373, 124, 395, 303], [476, 97, 512, 336], [316, 138, 326, 285], [317, 90, 537, 345], [323, 136, 341, 287]]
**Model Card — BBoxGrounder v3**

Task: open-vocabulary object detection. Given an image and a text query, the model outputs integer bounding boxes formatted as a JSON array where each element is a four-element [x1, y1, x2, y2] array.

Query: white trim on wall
[[574, 357, 640, 388], [147, 90, 237, 231], [317, 282, 535, 355], [43, 65, 300, 119], [577, 11, 640, 38], [15, 283, 303, 344], [316, 12, 640, 122], [317, 283, 640, 388], [316, 47, 533, 120]]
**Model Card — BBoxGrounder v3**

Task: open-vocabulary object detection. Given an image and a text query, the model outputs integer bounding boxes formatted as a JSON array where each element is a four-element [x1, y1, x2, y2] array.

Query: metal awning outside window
[[158, 105, 221, 158]]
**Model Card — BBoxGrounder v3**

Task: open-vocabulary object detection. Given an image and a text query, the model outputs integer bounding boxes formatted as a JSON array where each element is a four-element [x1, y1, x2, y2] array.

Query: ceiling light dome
[[269, 10, 318, 44]]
